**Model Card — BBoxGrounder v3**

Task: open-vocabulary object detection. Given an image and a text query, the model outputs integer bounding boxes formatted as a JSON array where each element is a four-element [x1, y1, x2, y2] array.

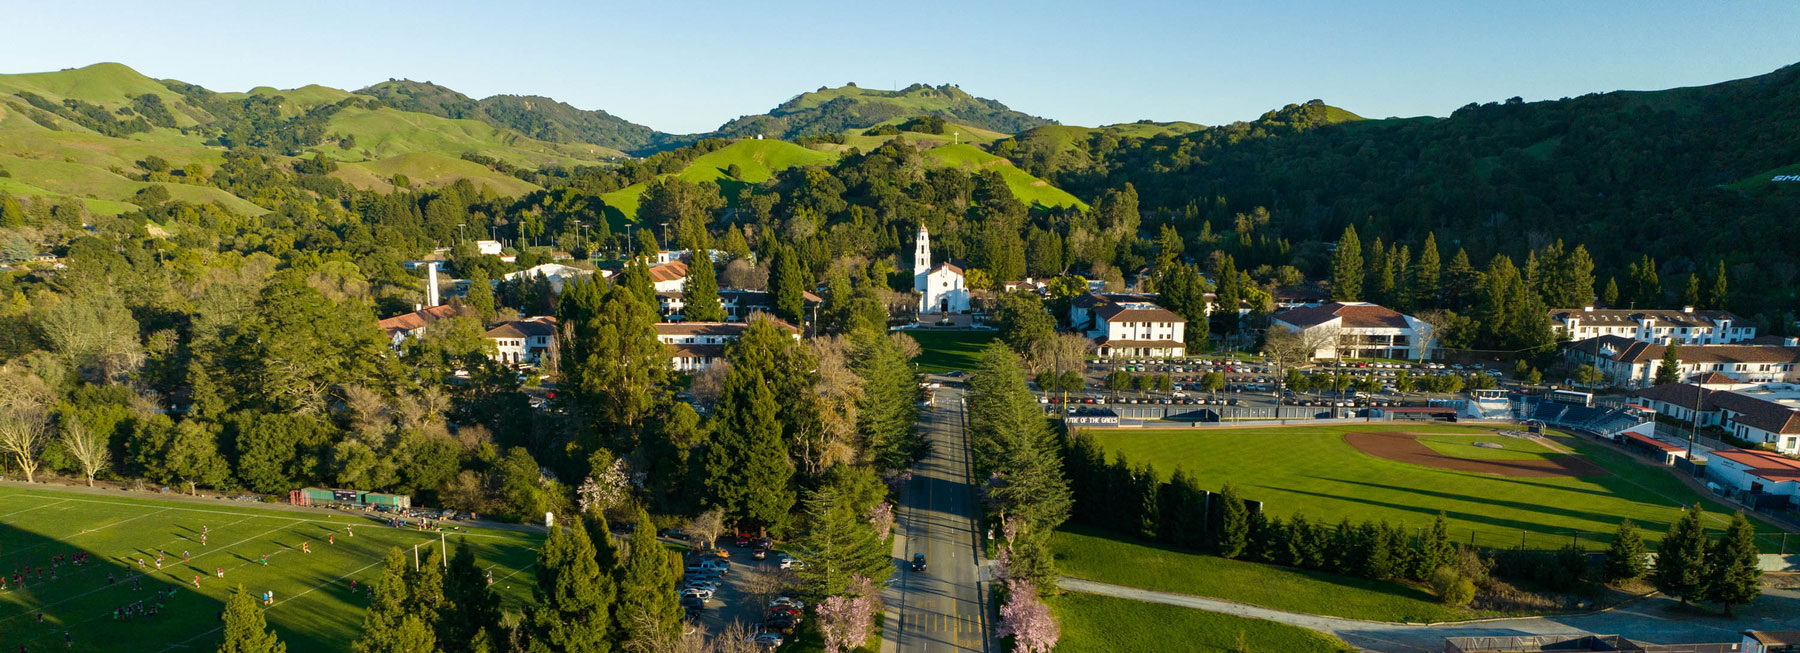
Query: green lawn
[[905, 330, 998, 374], [1413, 433, 1556, 461], [1083, 424, 1781, 551], [0, 485, 544, 653], [1053, 526, 1471, 623], [1049, 591, 1353, 652]]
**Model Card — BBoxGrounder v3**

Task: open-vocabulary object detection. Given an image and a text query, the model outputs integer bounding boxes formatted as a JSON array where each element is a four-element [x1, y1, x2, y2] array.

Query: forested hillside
[[1000, 67, 1800, 314]]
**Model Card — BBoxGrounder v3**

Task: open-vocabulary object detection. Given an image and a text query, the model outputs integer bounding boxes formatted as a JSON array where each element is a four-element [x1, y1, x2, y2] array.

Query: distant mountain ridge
[[358, 80, 1056, 156]]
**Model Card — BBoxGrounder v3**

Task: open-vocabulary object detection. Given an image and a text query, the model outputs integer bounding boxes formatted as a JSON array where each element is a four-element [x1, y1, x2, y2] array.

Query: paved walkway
[[1060, 577, 1800, 652]]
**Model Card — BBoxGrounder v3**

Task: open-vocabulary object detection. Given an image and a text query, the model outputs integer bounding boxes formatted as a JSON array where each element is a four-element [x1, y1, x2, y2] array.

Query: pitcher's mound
[[1345, 432, 1609, 478]]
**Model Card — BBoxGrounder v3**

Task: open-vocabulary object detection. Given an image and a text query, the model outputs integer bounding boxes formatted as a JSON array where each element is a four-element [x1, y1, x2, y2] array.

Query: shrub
[[1430, 566, 1476, 608]]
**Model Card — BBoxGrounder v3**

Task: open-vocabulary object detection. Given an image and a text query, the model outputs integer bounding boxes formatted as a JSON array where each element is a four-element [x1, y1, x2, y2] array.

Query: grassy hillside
[[922, 144, 1086, 210], [333, 152, 542, 196], [820, 118, 1008, 153], [319, 106, 625, 167], [0, 62, 205, 126], [710, 82, 1054, 142], [601, 139, 835, 220], [358, 80, 672, 155]]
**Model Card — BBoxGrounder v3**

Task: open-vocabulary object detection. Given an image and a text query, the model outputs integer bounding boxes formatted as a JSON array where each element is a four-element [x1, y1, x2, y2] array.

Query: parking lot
[[1041, 357, 1509, 421], [677, 534, 804, 649]]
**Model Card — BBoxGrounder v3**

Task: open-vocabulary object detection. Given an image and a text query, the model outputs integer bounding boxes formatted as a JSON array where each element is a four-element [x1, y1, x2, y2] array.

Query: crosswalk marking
[[904, 613, 981, 634]]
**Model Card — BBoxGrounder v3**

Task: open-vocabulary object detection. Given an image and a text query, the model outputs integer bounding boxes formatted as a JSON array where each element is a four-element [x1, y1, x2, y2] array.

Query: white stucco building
[[654, 319, 802, 373], [1271, 302, 1437, 360], [1549, 306, 1755, 345], [485, 317, 558, 365], [913, 226, 969, 314]]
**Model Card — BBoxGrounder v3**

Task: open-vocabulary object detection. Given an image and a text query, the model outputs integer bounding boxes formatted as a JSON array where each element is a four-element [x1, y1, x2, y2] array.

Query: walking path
[[1060, 577, 1800, 652]]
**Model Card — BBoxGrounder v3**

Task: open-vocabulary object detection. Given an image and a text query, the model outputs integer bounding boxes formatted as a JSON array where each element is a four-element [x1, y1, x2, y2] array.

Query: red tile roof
[[378, 304, 472, 335], [1625, 431, 1685, 453], [1570, 335, 1800, 365], [1709, 448, 1800, 482], [1275, 302, 1412, 329], [1094, 303, 1184, 324], [649, 260, 688, 283]]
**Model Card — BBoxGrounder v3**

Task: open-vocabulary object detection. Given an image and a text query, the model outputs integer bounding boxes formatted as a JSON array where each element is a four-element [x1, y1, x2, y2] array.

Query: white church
[[913, 225, 970, 314]]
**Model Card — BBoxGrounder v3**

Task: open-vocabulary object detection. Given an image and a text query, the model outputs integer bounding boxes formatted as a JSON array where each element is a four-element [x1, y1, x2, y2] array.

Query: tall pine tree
[[1653, 505, 1708, 605], [1705, 512, 1762, 615], [1603, 519, 1649, 584], [442, 542, 502, 653], [529, 522, 613, 653], [680, 251, 725, 322], [1412, 233, 1441, 308], [1331, 225, 1363, 301], [613, 508, 684, 648]]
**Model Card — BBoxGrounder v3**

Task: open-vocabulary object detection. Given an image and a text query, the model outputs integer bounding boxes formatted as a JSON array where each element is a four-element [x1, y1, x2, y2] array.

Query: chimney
[[427, 262, 441, 307], [1682, 305, 1693, 313]]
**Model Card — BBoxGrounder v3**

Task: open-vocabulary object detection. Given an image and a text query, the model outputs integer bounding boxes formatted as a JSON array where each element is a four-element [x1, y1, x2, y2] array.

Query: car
[[700, 559, 730, 573], [767, 604, 801, 618], [711, 548, 731, 559], [770, 597, 806, 611], [779, 555, 806, 570], [680, 587, 714, 600], [659, 528, 688, 540], [754, 633, 784, 649], [734, 534, 753, 548], [752, 549, 767, 560], [683, 563, 708, 575], [680, 595, 705, 608], [911, 553, 927, 572]]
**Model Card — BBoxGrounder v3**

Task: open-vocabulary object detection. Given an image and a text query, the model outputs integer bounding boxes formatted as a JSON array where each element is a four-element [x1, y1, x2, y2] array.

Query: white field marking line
[[10, 512, 265, 582], [0, 507, 190, 565], [159, 556, 542, 651], [0, 518, 305, 626], [0, 497, 69, 519], [11, 493, 531, 540]]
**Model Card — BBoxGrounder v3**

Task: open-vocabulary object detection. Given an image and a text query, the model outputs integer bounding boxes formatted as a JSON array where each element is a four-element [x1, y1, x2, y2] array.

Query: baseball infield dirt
[[1344, 431, 1610, 478]]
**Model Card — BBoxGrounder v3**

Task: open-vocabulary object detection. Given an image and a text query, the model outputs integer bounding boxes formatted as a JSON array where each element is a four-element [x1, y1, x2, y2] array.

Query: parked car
[[700, 559, 730, 574], [680, 587, 714, 600], [778, 555, 805, 570]]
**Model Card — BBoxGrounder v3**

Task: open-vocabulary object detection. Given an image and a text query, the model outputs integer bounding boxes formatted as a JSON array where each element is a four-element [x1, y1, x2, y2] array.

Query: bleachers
[[1515, 398, 1643, 435]]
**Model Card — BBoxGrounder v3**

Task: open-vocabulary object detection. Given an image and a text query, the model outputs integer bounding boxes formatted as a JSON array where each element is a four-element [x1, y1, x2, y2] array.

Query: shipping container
[[363, 493, 411, 510]]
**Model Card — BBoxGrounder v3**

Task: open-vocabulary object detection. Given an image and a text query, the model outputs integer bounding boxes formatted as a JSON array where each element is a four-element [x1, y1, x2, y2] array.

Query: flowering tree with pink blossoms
[[868, 501, 894, 540], [996, 579, 1059, 653], [817, 576, 879, 653]]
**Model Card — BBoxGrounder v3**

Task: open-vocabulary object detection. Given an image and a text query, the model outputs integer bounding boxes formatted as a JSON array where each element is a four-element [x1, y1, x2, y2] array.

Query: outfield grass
[[1049, 591, 1353, 652], [1413, 433, 1555, 461], [905, 330, 997, 374], [0, 485, 543, 653], [1084, 424, 1779, 551], [1053, 526, 1471, 623]]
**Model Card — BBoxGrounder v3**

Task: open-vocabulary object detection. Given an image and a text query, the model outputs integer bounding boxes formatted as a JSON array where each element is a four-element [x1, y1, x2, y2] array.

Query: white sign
[[545, 512, 555, 528]]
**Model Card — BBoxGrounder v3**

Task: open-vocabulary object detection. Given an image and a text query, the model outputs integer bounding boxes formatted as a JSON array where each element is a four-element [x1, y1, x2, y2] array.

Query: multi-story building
[[1548, 306, 1755, 345], [1270, 302, 1437, 360], [1564, 335, 1800, 388], [485, 317, 558, 365], [654, 318, 801, 373]]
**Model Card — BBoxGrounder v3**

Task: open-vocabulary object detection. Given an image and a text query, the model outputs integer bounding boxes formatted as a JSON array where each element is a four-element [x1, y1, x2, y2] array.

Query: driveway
[[1061, 577, 1800, 652]]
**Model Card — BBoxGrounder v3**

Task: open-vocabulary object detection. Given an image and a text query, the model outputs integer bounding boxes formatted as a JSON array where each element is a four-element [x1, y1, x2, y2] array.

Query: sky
[[4, 1, 1798, 134]]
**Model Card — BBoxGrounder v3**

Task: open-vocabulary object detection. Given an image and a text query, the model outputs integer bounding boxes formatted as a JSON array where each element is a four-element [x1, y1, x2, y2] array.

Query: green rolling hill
[[709, 83, 1053, 142], [922, 144, 1086, 210], [601, 139, 836, 220]]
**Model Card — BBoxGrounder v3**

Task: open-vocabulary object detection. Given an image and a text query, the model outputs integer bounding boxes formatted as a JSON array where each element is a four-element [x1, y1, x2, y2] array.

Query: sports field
[[1083, 423, 1785, 551], [0, 485, 542, 653], [907, 330, 998, 374]]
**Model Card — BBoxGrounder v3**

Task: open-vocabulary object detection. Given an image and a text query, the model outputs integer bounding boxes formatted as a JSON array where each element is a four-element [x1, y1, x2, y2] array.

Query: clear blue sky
[[5, 1, 1797, 134]]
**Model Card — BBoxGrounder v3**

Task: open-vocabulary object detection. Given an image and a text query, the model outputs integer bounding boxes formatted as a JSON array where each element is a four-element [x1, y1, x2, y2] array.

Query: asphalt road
[[883, 383, 989, 653]]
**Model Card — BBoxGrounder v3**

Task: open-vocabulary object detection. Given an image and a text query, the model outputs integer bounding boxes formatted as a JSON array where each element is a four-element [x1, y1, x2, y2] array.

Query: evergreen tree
[[968, 344, 1072, 534], [529, 523, 613, 653], [1653, 505, 1709, 605], [465, 267, 496, 323], [1412, 233, 1441, 308], [1442, 248, 1479, 310], [1330, 225, 1363, 301], [355, 548, 436, 653], [1706, 262, 1729, 310], [768, 244, 807, 323], [854, 329, 923, 469], [443, 542, 502, 653], [1603, 519, 1649, 584], [1601, 277, 1619, 307], [1655, 343, 1683, 385], [702, 328, 797, 525], [1705, 512, 1762, 615], [790, 484, 893, 600], [1213, 255, 1240, 334], [1417, 513, 1455, 580], [1680, 273, 1701, 308], [680, 250, 725, 322], [1633, 255, 1661, 307], [220, 584, 287, 653], [409, 547, 447, 630], [1213, 482, 1248, 559], [614, 508, 683, 648]]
